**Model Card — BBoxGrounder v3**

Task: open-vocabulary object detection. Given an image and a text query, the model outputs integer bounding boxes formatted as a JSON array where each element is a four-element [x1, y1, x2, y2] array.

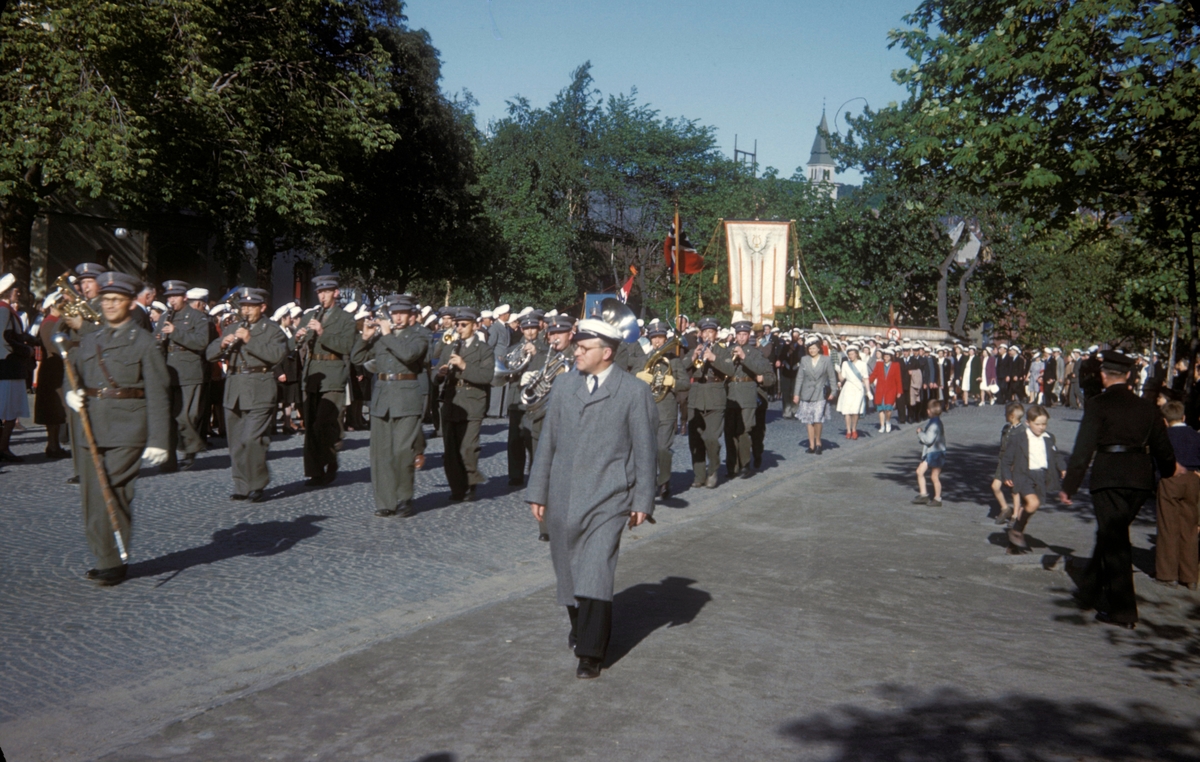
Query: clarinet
[[440, 337, 465, 401], [217, 316, 251, 363], [156, 306, 176, 348]]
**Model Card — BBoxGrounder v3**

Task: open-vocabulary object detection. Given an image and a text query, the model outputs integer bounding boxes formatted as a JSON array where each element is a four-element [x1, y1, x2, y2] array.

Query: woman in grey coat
[[792, 336, 838, 454]]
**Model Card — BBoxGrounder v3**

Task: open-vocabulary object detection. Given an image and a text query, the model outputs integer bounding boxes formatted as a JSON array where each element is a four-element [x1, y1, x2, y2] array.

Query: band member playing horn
[[686, 317, 736, 488], [439, 307, 493, 502], [500, 314, 545, 488], [62, 271, 171, 586], [296, 275, 355, 487], [725, 320, 775, 479], [523, 314, 574, 539], [156, 280, 210, 472], [635, 319, 688, 499], [351, 296, 428, 518]]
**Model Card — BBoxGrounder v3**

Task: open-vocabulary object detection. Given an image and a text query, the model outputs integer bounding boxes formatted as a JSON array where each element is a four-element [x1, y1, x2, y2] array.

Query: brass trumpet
[[51, 272, 101, 325], [441, 327, 457, 344], [692, 340, 712, 369]]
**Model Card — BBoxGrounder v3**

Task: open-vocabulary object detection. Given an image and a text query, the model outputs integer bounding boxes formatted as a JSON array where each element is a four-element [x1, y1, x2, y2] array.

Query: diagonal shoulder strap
[[93, 332, 121, 388]]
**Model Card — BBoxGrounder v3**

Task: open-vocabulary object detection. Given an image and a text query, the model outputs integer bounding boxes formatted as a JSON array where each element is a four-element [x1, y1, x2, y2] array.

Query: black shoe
[[230, 493, 248, 501], [66, 475, 81, 485], [179, 455, 196, 471], [576, 657, 602, 679], [538, 533, 550, 542], [85, 568, 101, 579], [740, 467, 754, 479], [159, 463, 178, 473], [1095, 611, 1136, 629], [0, 451, 24, 462], [753, 456, 762, 469], [45, 448, 71, 459], [508, 477, 524, 487], [93, 565, 127, 586], [815, 445, 823, 455], [805, 447, 815, 454], [247, 489, 265, 503], [659, 484, 671, 500]]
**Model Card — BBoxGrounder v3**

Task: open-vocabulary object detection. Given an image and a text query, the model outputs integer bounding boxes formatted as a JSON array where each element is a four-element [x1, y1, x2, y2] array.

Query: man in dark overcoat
[[1061, 350, 1180, 628], [527, 318, 658, 679], [63, 271, 171, 586]]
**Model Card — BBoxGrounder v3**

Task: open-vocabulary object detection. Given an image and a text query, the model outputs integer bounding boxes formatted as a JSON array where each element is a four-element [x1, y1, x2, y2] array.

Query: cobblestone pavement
[[4, 401, 1200, 761]]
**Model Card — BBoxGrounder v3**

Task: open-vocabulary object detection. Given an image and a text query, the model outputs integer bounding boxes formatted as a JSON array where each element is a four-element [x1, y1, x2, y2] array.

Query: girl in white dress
[[836, 346, 870, 439]]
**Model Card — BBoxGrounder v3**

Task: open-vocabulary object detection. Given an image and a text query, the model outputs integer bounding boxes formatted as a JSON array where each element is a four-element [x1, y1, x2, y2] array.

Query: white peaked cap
[[186, 287, 209, 301], [289, 305, 303, 318], [573, 318, 623, 342], [343, 300, 358, 313], [420, 305, 432, 318], [354, 308, 371, 320], [480, 310, 494, 319], [494, 304, 511, 316], [271, 303, 291, 321], [151, 301, 167, 312], [423, 313, 438, 327], [516, 306, 534, 319], [546, 309, 559, 318], [210, 303, 229, 316], [42, 290, 62, 310], [0, 273, 14, 293]]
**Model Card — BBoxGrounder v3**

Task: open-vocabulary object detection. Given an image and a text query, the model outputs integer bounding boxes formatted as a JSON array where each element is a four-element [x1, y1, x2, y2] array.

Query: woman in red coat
[[869, 346, 904, 433]]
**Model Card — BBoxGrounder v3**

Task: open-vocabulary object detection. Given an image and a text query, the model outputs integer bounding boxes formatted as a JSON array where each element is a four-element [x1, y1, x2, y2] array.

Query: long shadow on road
[[128, 515, 328, 585], [604, 576, 712, 668], [780, 685, 1200, 760]]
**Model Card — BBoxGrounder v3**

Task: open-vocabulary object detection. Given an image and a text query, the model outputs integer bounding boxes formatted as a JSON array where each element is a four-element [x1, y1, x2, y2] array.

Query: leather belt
[[84, 387, 144, 399], [233, 367, 272, 375], [378, 373, 418, 381], [455, 380, 484, 390], [731, 376, 754, 383], [168, 345, 194, 353], [310, 352, 343, 362], [1097, 444, 1149, 453]]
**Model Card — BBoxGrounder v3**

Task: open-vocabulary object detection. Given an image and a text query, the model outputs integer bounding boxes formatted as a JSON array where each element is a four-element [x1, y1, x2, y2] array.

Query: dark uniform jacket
[[726, 344, 775, 407], [350, 325, 428, 419], [615, 340, 647, 374], [157, 304, 209, 386], [206, 318, 289, 411], [1062, 383, 1176, 495], [70, 321, 171, 449], [687, 344, 736, 411], [441, 337, 494, 420], [303, 306, 356, 393]]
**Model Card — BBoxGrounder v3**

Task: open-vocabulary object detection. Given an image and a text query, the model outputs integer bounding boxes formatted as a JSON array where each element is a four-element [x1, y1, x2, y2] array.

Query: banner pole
[[674, 203, 681, 323]]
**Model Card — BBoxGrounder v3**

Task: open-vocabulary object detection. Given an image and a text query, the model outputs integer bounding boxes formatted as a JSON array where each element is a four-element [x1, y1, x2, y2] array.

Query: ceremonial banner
[[724, 220, 790, 325]]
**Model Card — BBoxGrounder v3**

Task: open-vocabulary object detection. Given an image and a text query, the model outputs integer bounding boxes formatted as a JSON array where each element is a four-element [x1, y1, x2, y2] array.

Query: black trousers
[[751, 395, 767, 464], [1078, 487, 1152, 623], [507, 406, 530, 482], [567, 597, 612, 661]]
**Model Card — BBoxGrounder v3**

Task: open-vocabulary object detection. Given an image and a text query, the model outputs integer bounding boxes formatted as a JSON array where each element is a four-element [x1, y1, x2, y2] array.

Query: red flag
[[664, 224, 704, 274], [618, 265, 637, 303]]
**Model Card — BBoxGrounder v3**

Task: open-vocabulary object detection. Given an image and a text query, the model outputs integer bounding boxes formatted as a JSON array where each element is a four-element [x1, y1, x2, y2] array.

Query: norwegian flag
[[664, 223, 704, 274], [617, 265, 638, 303]]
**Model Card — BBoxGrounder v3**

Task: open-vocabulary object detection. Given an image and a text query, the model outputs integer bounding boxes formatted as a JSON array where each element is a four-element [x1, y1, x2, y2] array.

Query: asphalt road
[[2, 402, 1198, 761]]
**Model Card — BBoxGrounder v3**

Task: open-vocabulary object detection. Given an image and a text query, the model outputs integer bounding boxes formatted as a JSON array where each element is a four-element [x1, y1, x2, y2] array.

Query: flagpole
[[674, 202, 681, 323]]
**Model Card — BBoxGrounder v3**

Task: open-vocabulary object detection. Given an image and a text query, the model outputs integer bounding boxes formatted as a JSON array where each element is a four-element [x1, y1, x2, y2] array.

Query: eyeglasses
[[572, 343, 604, 355], [454, 321, 473, 327]]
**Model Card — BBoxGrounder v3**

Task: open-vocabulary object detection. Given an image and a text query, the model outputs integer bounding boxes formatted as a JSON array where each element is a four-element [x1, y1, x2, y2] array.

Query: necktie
[[589, 375, 598, 394]]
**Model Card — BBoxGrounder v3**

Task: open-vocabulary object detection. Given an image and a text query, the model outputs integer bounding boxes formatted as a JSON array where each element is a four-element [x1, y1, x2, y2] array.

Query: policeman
[[1061, 349, 1179, 628], [62, 271, 171, 586], [351, 296, 428, 517], [500, 314, 545, 487], [686, 317, 736, 488], [722, 320, 774, 479], [524, 314, 574, 538], [438, 307, 494, 501], [296, 275, 356, 486], [156, 280, 209, 471], [205, 288, 288, 502], [635, 319, 688, 499]]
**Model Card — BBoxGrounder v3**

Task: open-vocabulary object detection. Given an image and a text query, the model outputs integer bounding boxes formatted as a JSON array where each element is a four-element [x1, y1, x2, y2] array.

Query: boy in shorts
[[913, 399, 946, 506]]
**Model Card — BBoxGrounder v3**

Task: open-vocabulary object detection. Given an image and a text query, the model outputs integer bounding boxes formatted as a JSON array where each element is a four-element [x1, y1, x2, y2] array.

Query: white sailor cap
[[0, 273, 14, 294], [546, 309, 559, 318], [516, 306, 534, 319], [423, 312, 439, 327], [42, 290, 62, 310], [210, 303, 229, 317], [271, 303, 291, 322], [420, 305, 432, 319], [354, 308, 372, 320], [343, 300, 358, 314], [151, 301, 167, 313], [493, 304, 511, 316], [1087, 345, 1099, 353], [572, 318, 622, 345], [186, 287, 209, 301], [480, 309, 494, 319]]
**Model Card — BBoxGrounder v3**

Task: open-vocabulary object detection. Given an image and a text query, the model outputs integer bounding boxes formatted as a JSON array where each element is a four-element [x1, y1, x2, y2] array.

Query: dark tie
[[589, 375, 598, 394]]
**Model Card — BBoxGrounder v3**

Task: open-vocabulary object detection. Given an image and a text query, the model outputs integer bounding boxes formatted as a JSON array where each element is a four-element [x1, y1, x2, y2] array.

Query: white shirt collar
[[591, 362, 615, 388]]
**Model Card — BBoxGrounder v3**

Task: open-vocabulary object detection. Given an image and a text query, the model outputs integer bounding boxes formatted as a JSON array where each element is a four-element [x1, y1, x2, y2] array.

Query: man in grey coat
[[527, 318, 658, 680]]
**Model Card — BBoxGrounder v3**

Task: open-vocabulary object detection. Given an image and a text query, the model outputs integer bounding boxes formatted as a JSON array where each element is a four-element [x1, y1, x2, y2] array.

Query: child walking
[[1001, 404, 1067, 554], [991, 403, 1025, 525], [913, 399, 946, 506]]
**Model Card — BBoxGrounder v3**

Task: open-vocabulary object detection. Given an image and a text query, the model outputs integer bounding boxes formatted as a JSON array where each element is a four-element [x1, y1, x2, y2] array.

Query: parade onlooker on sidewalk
[[869, 346, 903, 433], [794, 336, 837, 455], [836, 345, 869, 439], [1155, 400, 1200, 590], [913, 399, 945, 507], [1002, 404, 1067, 553], [991, 402, 1024, 525]]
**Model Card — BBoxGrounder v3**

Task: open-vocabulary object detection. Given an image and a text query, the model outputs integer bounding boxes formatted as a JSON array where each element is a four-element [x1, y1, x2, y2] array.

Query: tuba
[[495, 341, 532, 375], [643, 337, 682, 403], [51, 272, 102, 325]]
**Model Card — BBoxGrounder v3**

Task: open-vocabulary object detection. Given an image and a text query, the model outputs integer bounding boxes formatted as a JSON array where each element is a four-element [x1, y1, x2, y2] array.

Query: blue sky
[[404, 0, 919, 185]]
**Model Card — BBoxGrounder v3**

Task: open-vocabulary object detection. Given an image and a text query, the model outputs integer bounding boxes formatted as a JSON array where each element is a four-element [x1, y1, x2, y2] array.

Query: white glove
[[520, 371, 537, 386], [141, 447, 169, 466], [66, 389, 84, 412]]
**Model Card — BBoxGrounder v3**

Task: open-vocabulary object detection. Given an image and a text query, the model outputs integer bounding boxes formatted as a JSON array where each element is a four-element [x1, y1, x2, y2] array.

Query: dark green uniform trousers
[[508, 406, 531, 482], [80, 445, 139, 570], [371, 414, 421, 512], [688, 407, 724, 483], [751, 395, 768, 465], [227, 406, 274, 494], [443, 415, 484, 498], [656, 396, 676, 487], [304, 390, 344, 479], [724, 402, 756, 475], [167, 383, 205, 466]]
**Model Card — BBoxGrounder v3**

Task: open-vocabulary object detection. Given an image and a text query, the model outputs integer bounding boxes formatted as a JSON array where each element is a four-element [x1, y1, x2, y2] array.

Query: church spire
[[806, 109, 837, 199]]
